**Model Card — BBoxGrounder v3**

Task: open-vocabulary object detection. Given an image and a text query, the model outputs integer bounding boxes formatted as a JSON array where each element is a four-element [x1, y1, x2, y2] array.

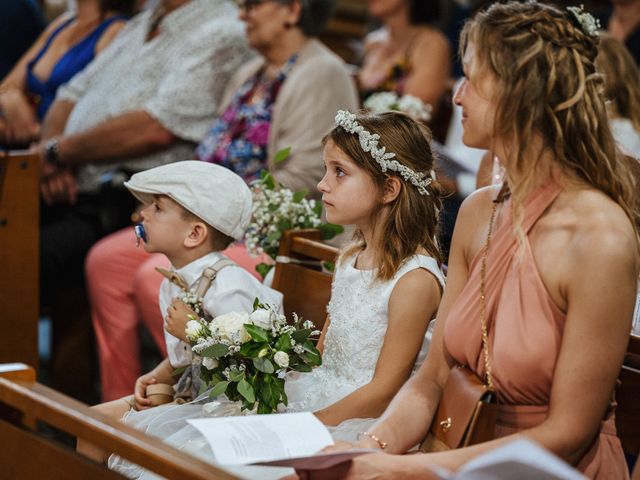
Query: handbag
[[420, 200, 500, 452]]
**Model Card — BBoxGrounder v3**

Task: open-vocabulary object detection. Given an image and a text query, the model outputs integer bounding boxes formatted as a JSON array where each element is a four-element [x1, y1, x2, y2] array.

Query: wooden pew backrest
[[271, 229, 338, 331], [0, 363, 240, 480], [0, 151, 40, 369], [616, 334, 640, 458]]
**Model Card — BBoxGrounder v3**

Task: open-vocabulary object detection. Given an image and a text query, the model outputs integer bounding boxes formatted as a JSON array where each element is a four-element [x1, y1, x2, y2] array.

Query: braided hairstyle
[[460, 1, 638, 229]]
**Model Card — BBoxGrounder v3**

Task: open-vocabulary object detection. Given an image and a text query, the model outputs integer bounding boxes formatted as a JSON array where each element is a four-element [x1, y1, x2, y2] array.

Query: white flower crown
[[334, 110, 434, 196], [566, 4, 600, 37]]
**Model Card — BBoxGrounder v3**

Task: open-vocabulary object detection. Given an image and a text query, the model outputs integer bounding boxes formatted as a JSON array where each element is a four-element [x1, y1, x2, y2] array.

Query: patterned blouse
[[57, 0, 252, 194], [196, 53, 298, 182]]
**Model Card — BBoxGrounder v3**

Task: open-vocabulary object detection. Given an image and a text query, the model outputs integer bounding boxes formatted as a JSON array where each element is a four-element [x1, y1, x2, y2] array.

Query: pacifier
[[134, 223, 147, 247]]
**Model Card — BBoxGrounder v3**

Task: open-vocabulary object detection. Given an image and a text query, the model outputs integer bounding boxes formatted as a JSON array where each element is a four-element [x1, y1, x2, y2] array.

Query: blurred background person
[[0, 0, 135, 146]]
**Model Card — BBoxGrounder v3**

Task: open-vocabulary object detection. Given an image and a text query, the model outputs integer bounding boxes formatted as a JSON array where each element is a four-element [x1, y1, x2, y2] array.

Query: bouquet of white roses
[[246, 154, 342, 278], [363, 91, 432, 122], [185, 299, 322, 414]]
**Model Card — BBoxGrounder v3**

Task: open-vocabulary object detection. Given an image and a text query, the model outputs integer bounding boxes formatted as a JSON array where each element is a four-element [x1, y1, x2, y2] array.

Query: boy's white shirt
[[159, 251, 284, 368]]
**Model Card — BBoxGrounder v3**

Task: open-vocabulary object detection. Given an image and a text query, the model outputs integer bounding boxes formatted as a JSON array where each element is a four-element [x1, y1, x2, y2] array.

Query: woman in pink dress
[[293, 2, 639, 479]]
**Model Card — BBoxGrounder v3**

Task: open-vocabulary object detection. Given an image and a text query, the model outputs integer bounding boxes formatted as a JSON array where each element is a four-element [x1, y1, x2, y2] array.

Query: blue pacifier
[[134, 223, 147, 247]]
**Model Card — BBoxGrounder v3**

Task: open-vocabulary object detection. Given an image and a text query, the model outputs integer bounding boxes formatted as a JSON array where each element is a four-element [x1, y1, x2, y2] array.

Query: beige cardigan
[[217, 39, 359, 194]]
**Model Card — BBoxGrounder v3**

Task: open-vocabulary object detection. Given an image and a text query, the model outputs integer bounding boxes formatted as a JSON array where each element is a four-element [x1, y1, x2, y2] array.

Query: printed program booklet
[[188, 413, 585, 478]]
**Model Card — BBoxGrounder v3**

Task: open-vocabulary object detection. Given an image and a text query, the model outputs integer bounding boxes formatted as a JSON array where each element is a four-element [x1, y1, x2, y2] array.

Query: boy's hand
[[134, 372, 157, 410], [165, 299, 197, 342]]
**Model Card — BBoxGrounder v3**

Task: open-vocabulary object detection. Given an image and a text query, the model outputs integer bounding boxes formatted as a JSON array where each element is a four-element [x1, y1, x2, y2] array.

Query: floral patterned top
[[197, 53, 298, 182]]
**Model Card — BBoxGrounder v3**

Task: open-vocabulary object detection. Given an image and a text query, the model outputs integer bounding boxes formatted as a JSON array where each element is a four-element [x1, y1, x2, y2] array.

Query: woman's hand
[[0, 89, 40, 144], [285, 452, 440, 480], [165, 298, 196, 342]]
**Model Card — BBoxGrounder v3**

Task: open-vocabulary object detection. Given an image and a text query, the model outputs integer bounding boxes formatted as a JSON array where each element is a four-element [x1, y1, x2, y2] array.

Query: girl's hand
[[133, 372, 157, 410], [165, 299, 196, 342]]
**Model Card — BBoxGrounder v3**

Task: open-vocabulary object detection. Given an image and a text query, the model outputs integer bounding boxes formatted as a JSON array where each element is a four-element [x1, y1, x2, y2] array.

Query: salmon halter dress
[[443, 182, 628, 479]]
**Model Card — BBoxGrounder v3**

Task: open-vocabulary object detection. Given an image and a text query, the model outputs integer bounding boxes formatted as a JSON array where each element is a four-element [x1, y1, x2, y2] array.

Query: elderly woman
[[85, 0, 358, 404], [0, 0, 136, 146]]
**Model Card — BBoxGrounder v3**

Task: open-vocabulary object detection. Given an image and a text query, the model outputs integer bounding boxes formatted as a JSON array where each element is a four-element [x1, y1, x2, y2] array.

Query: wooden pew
[[0, 363, 239, 480], [0, 231, 338, 479], [271, 229, 339, 331], [0, 151, 40, 369], [617, 334, 640, 463]]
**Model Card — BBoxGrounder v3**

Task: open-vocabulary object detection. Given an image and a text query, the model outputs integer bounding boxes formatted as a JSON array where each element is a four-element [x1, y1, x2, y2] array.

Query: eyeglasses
[[234, 0, 270, 10], [234, 0, 290, 11]]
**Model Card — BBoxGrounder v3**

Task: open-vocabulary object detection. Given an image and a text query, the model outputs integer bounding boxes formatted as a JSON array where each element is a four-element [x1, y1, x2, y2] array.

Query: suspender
[[192, 258, 236, 298]]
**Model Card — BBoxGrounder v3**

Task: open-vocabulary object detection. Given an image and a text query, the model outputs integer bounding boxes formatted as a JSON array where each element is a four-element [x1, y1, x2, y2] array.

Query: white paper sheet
[[187, 412, 334, 466]]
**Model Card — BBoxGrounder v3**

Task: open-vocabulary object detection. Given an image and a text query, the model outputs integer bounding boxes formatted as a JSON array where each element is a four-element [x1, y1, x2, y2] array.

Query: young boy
[[86, 161, 282, 421]]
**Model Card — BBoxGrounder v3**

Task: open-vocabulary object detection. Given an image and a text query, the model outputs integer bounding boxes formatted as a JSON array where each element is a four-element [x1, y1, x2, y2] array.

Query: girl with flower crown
[[107, 110, 446, 479], [292, 2, 639, 479]]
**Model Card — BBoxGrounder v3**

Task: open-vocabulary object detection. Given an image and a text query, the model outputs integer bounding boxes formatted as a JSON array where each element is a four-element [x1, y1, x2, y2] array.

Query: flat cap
[[125, 161, 252, 240]]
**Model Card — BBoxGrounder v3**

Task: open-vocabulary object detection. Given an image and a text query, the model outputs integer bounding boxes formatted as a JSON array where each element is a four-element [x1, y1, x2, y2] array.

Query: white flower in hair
[[334, 110, 434, 195], [363, 91, 432, 122], [566, 4, 601, 37]]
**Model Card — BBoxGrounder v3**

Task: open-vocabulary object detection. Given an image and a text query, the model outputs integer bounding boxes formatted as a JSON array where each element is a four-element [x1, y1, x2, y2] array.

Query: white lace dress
[[109, 254, 445, 479]]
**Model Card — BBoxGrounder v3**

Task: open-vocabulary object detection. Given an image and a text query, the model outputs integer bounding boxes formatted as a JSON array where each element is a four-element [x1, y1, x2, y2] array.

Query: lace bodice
[[285, 253, 445, 412]]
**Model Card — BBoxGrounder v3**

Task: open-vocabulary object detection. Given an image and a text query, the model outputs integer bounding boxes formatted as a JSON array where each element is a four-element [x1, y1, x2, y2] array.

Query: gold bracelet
[[357, 431, 387, 450]]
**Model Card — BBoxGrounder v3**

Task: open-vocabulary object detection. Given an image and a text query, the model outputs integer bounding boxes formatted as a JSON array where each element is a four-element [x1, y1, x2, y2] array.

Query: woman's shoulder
[[554, 187, 638, 253]]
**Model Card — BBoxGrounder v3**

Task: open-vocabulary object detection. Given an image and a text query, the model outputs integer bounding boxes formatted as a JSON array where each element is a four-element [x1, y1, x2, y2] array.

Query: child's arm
[[133, 358, 176, 410], [314, 268, 442, 426], [165, 298, 197, 343]]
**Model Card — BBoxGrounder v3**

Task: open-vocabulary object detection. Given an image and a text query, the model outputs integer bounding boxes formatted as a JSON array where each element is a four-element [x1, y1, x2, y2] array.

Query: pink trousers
[[85, 227, 266, 401]]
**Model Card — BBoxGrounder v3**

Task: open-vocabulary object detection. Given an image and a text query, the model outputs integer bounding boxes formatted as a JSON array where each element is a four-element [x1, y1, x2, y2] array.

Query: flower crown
[[334, 110, 433, 196], [566, 4, 601, 37]]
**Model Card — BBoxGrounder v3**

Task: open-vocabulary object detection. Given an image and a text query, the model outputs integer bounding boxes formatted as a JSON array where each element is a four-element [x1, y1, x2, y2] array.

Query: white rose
[[210, 312, 251, 343], [274, 351, 289, 368], [202, 357, 219, 370], [249, 309, 272, 330], [185, 320, 204, 340]]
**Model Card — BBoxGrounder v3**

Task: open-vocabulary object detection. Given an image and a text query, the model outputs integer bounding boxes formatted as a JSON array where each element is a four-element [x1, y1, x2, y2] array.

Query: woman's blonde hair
[[460, 1, 638, 229], [596, 34, 640, 131], [324, 111, 443, 281]]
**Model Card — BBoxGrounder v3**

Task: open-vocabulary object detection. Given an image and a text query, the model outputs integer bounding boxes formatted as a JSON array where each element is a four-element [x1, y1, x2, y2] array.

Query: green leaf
[[290, 363, 312, 373], [313, 201, 323, 217], [257, 402, 274, 414], [239, 341, 268, 357], [171, 365, 187, 377], [256, 262, 273, 279], [209, 380, 229, 398], [253, 297, 260, 310], [322, 261, 336, 273], [274, 333, 291, 352], [319, 223, 344, 240], [292, 329, 312, 343], [266, 230, 282, 244], [245, 324, 269, 343], [263, 171, 276, 190], [276, 219, 292, 232], [253, 357, 275, 374], [199, 382, 209, 396], [229, 369, 245, 382], [292, 189, 309, 203], [273, 147, 291, 164], [237, 379, 255, 403], [201, 344, 229, 358]]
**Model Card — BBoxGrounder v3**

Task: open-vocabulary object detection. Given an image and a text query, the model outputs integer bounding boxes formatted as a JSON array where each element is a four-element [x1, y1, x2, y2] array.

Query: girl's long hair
[[324, 111, 443, 281], [460, 1, 638, 231]]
